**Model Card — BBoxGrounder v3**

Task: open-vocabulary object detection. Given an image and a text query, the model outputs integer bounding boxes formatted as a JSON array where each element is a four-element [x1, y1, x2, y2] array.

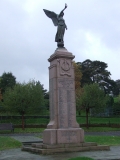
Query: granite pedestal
[[43, 48, 84, 145]]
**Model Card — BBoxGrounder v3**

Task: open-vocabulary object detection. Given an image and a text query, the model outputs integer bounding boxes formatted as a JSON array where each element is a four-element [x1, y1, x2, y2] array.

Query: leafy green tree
[[79, 83, 107, 128], [77, 59, 116, 94], [36, 81, 49, 111], [3, 80, 45, 129], [113, 95, 120, 115], [44, 91, 49, 111], [0, 89, 3, 101], [113, 79, 120, 96], [106, 95, 114, 107], [73, 62, 83, 115], [0, 72, 16, 94], [0, 100, 5, 115], [113, 102, 120, 115]]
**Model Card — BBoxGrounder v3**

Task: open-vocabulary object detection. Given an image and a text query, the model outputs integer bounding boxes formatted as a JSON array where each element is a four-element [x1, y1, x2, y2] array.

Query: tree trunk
[[78, 110, 81, 116], [22, 112, 25, 130], [86, 108, 89, 129]]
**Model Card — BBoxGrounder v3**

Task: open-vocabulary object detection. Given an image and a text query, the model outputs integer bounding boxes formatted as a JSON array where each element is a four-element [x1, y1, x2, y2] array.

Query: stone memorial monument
[[43, 3, 84, 146], [22, 4, 110, 154], [43, 47, 84, 145]]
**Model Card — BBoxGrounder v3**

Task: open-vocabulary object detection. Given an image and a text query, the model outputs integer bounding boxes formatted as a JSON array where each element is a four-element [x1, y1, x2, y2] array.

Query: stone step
[[22, 144, 110, 154], [22, 141, 42, 145], [32, 142, 98, 149]]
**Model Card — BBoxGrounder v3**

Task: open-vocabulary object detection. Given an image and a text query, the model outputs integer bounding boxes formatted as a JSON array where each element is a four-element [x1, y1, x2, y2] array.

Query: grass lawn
[[85, 135, 120, 146], [1, 114, 120, 125], [0, 134, 120, 156], [77, 116, 120, 124], [0, 117, 49, 125], [0, 127, 120, 134], [0, 136, 22, 150], [37, 134, 120, 146], [0, 128, 45, 134], [83, 127, 120, 132]]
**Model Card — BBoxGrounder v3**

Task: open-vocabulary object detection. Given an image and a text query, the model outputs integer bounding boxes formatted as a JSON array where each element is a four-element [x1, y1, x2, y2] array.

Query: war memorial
[[22, 4, 110, 154]]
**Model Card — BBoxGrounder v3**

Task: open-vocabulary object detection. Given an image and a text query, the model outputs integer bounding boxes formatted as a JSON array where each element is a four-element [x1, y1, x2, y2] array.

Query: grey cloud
[[0, 0, 120, 90]]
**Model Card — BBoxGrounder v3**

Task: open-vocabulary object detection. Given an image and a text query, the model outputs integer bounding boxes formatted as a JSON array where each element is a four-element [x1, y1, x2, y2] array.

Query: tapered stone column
[[43, 48, 84, 144]]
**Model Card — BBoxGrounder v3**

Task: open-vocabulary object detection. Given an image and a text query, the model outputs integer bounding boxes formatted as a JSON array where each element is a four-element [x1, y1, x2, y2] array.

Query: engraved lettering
[[61, 131, 77, 142]]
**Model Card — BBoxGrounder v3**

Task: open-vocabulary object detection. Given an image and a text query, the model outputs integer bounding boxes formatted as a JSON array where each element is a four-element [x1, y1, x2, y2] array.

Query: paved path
[[0, 131, 120, 160], [10, 135, 42, 143], [0, 146, 120, 160], [0, 131, 120, 137]]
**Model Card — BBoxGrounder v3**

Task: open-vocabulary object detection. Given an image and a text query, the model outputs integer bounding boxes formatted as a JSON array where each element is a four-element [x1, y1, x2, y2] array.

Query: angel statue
[[43, 4, 67, 48]]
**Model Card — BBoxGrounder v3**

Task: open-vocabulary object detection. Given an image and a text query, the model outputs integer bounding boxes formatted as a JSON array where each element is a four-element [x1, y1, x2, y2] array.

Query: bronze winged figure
[[43, 4, 67, 48]]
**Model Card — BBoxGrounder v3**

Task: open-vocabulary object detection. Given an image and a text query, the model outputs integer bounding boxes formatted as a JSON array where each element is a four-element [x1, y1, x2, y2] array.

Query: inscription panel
[[61, 130, 77, 142], [58, 78, 74, 89], [58, 88, 68, 128], [57, 129, 80, 144], [67, 90, 75, 127], [68, 102, 76, 127], [58, 78, 76, 128]]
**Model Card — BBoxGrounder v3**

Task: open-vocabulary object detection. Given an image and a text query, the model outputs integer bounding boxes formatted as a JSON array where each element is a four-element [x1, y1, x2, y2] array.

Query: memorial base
[[22, 142, 110, 155], [43, 128, 84, 144]]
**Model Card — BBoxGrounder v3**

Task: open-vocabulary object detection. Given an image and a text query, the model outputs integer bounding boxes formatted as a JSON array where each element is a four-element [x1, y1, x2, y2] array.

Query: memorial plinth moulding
[[43, 48, 84, 145]]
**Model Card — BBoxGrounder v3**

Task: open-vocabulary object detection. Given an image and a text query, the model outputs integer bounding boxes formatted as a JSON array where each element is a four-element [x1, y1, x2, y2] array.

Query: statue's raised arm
[[43, 4, 68, 48], [59, 3, 67, 16]]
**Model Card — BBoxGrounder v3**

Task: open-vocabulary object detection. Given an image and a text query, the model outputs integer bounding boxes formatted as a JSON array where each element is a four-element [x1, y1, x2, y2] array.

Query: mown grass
[[68, 157, 94, 160], [0, 127, 120, 134], [37, 134, 120, 146], [77, 116, 120, 124], [0, 128, 45, 134], [83, 127, 120, 132], [85, 135, 120, 146], [0, 136, 22, 150], [1, 115, 120, 125], [0, 117, 49, 125]]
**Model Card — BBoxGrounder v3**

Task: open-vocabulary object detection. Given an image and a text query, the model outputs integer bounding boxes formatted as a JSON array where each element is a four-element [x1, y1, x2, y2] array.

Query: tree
[[44, 91, 49, 111], [113, 79, 120, 96], [37, 81, 49, 111], [0, 89, 3, 101], [113, 95, 120, 115], [79, 83, 107, 128], [3, 80, 45, 129], [73, 62, 83, 115], [0, 89, 5, 113], [0, 72, 16, 94], [73, 62, 82, 91], [106, 95, 114, 108], [77, 59, 93, 86], [77, 59, 116, 94]]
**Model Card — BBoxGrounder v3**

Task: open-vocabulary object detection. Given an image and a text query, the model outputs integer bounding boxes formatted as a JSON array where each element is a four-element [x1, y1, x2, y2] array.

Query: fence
[[0, 115, 50, 125], [0, 115, 120, 128]]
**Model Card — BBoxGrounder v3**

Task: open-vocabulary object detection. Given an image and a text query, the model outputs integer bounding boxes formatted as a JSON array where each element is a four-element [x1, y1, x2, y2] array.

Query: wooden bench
[[0, 123, 14, 132]]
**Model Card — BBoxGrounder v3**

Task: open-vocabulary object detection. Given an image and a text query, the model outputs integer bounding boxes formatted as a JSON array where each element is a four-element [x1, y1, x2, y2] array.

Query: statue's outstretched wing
[[43, 9, 58, 26]]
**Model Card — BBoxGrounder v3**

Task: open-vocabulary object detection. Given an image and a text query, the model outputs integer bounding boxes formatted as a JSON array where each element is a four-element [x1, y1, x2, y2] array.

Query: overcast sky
[[0, 0, 120, 90]]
